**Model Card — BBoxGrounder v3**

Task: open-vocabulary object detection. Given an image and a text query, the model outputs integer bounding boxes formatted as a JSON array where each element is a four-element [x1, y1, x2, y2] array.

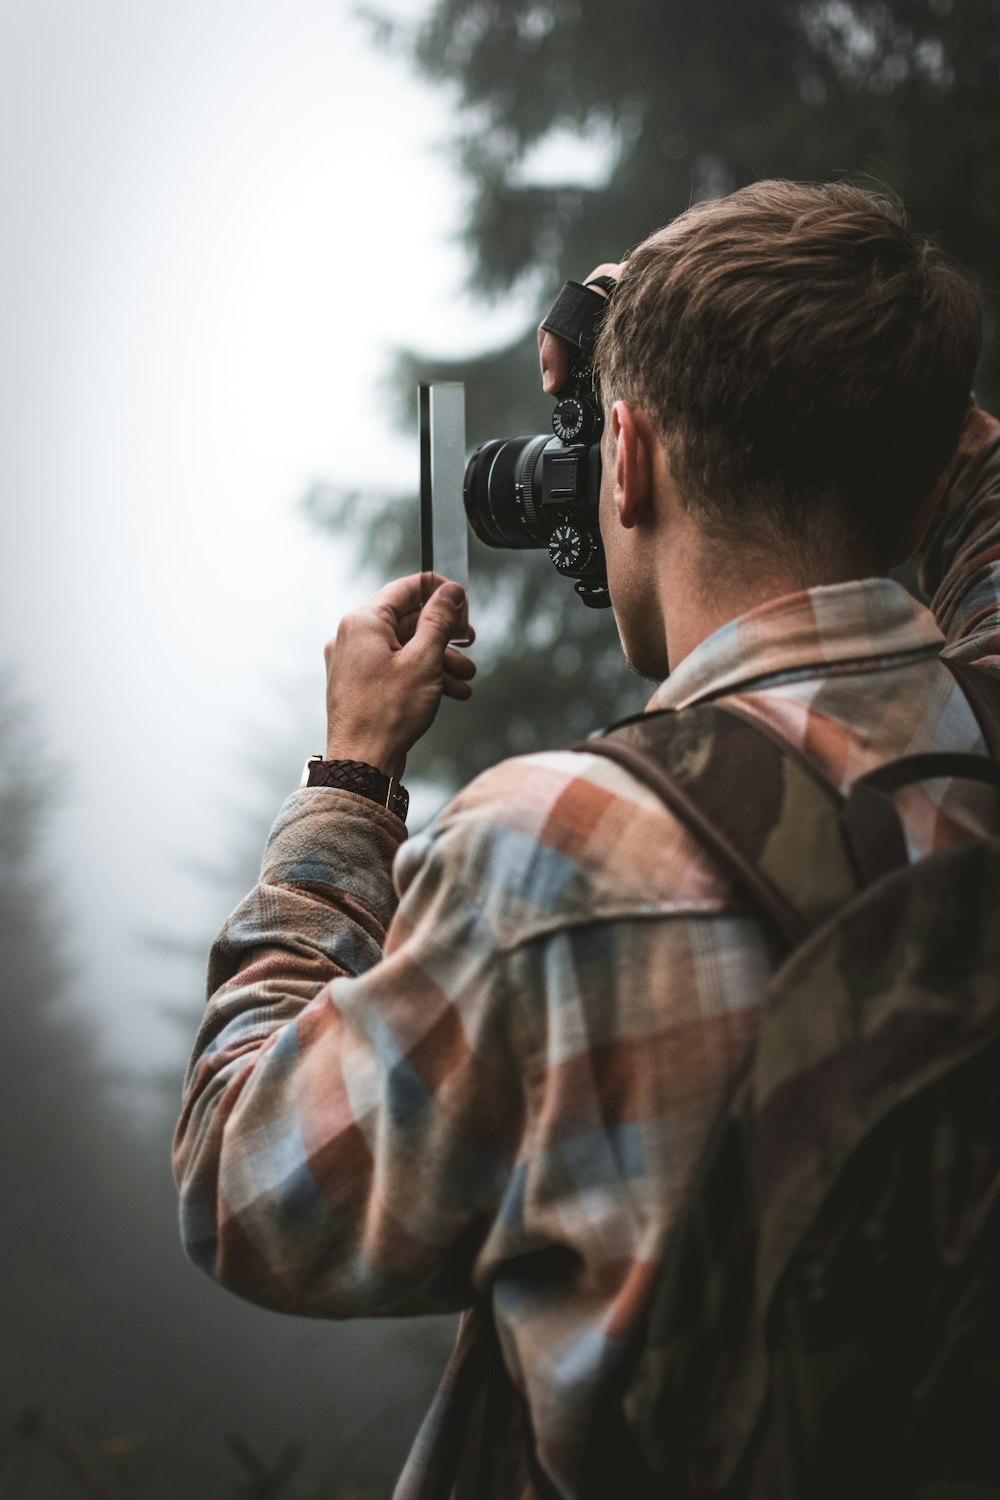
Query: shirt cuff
[[260, 786, 407, 936]]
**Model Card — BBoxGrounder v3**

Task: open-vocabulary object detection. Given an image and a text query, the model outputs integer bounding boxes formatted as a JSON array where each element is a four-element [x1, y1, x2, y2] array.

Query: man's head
[[594, 180, 982, 677]]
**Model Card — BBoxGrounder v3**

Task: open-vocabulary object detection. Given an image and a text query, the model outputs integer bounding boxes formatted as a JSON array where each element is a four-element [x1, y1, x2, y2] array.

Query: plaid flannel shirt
[[174, 407, 1000, 1500]]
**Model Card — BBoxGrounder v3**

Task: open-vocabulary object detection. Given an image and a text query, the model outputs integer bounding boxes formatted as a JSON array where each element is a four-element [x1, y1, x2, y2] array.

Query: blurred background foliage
[[0, 675, 456, 1498], [317, 0, 1000, 798], [4, 1, 1000, 1494]]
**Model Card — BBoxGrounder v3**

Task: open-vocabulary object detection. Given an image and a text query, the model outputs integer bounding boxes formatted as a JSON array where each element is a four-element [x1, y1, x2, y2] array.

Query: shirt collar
[[646, 576, 945, 713]]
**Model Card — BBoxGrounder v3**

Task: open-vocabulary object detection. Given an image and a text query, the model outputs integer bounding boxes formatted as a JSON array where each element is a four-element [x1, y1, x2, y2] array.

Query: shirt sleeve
[[172, 782, 534, 1320], [918, 404, 1000, 666]]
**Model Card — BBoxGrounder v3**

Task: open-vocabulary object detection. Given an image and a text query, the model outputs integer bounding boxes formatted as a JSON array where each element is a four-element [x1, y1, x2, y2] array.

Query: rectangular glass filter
[[419, 381, 470, 645]]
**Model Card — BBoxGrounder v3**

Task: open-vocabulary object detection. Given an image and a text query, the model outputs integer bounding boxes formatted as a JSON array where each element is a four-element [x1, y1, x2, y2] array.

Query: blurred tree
[[0, 673, 452, 1495], [399, 0, 999, 354], [323, 0, 1000, 794], [0, 675, 121, 1416]]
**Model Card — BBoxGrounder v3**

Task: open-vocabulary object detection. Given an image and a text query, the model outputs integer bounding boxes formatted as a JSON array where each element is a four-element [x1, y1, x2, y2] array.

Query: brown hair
[[595, 180, 982, 571]]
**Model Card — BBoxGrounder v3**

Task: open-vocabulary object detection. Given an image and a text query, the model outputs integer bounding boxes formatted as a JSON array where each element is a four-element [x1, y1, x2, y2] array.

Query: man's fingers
[[444, 647, 476, 680], [407, 582, 468, 660], [539, 261, 623, 394], [394, 605, 422, 646], [584, 261, 624, 288], [367, 573, 433, 640], [538, 327, 569, 396], [325, 575, 475, 775], [367, 573, 425, 613], [338, 575, 474, 663]]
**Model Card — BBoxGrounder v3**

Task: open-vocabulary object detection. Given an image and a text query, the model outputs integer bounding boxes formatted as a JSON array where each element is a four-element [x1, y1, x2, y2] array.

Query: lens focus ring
[[464, 435, 551, 550], [514, 435, 548, 534]]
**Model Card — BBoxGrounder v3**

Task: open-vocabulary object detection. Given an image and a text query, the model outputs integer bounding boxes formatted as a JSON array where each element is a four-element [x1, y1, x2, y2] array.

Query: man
[[174, 180, 1000, 1499]]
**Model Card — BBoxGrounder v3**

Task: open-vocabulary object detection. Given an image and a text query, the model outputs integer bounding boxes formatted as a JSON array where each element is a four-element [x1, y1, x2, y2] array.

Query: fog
[[0, 1, 533, 1491], [0, 0, 532, 1072]]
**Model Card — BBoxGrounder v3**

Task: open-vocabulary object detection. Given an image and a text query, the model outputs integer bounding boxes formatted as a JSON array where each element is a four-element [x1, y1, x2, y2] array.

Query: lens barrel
[[463, 435, 551, 550], [463, 430, 610, 606], [462, 278, 613, 605]]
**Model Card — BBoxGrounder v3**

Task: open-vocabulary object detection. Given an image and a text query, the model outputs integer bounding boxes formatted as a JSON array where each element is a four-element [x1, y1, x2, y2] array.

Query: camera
[[462, 281, 612, 609]]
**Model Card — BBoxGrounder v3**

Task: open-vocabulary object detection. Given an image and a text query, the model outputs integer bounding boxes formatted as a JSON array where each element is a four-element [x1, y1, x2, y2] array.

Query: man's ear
[[611, 400, 653, 530]]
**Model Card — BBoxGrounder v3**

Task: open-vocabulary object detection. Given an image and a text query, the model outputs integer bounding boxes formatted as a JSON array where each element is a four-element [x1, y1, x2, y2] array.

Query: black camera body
[[463, 281, 612, 608]]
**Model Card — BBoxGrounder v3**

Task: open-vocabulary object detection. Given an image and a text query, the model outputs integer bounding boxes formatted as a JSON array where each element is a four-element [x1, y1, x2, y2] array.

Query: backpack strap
[[576, 703, 861, 950], [839, 660, 1000, 883], [843, 749, 1000, 882], [944, 657, 1000, 756], [578, 684, 1000, 946]]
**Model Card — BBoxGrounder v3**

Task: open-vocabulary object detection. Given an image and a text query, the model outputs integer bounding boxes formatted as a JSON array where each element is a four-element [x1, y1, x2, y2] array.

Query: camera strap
[[540, 279, 612, 356]]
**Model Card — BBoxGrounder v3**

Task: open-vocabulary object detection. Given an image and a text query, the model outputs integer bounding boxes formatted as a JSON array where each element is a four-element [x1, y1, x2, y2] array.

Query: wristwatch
[[300, 756, 409, 823]]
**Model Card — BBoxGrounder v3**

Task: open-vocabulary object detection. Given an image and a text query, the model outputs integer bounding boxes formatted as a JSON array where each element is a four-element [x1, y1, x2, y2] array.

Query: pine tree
[[324, 0, 1000, 793]]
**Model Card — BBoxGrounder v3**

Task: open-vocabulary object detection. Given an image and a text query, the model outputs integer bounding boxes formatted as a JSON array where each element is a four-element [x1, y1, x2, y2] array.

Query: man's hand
[[323, 575, 476, 781], [537, 261, 623, 394]]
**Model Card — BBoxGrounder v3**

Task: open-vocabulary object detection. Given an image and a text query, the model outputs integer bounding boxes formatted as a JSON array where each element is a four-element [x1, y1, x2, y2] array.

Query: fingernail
[[542, 368, 554, 394], [439, 583, 465, 605]]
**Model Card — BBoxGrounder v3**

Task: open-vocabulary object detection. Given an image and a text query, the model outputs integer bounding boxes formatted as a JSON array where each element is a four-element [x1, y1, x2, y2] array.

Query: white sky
[[0, 0, 542, 1072]]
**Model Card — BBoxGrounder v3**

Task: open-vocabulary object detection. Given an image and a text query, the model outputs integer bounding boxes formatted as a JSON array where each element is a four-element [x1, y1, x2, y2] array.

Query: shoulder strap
[[577, 690, 1000, 949], [576, 704, 860, 950], [840, 659, 1000, 881], [944, 657, 1000, 756]]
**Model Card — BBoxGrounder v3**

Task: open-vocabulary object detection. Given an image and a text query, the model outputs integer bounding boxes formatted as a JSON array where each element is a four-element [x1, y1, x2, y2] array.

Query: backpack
[[574, 656, 1000, 1500]]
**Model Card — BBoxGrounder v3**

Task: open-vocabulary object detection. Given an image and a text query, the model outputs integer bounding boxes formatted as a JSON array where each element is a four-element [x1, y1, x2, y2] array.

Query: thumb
[[410, 582, 466, 657]]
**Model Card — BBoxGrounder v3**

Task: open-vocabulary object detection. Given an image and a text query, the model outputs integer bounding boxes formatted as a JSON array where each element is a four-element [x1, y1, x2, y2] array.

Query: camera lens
[[464, 435, 552, 551]]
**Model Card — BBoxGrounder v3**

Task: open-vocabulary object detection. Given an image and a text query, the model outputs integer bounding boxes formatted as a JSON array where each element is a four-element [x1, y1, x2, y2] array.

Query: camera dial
[[462, 278, 614, 609], [552, 396, 598, 445], [548, 521, 596, 575]]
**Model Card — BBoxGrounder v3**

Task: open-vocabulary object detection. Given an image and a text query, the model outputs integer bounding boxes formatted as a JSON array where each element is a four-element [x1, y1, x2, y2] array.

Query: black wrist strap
[[540, 280, 612, 356]]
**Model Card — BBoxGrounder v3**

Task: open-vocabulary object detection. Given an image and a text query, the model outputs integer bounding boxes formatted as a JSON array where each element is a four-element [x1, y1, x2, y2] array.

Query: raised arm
[[918, 405, 1000, 668]]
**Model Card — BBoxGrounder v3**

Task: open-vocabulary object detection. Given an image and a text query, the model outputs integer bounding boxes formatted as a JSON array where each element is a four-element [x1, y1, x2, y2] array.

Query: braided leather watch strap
[[300, 756, 409, 823]]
